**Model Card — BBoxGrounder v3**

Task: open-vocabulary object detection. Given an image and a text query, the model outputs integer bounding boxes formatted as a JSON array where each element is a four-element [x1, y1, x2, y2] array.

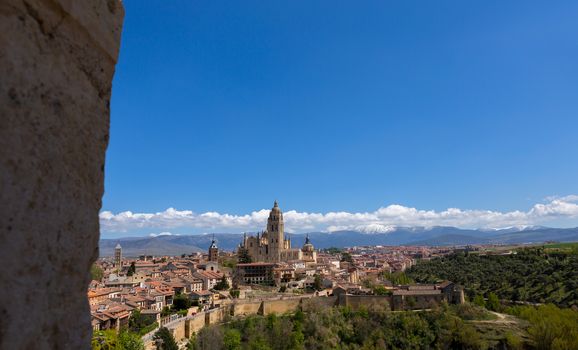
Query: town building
[[236, 262, 276, 285]]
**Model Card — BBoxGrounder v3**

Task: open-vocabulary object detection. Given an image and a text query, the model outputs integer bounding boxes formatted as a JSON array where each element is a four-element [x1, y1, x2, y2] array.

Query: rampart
[[143, 291, 461, 349]]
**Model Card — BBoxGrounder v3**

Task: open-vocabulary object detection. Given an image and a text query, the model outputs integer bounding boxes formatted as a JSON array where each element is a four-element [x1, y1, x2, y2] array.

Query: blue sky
[[102, 1, 578, 237]]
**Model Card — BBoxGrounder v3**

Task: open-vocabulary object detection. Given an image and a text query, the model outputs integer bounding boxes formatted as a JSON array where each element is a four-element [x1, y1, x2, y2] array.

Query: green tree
[[383, 271, 413, 285], [214, 275, 230, 291], [91, 330, 118, 349], [194, 326, 224, 350], [153, 327, 179, 350], [514, 304, 578, 350], [223, 329, 242, 350], [161, 306, 172, 317], [173, 293, 192, 311], [127, 261, 136, 276], [237, 248, 252, 264], [486, 292, 500, 311], [91, 264, 104, 281], [373, 285, 392, 296], [324, 247, 343, 254], [118, 331, 145, 350], [129, 309, 157, 334], [473, 294, 486, 308], [341, 252, 354, 263], [312, 274, 323, 291], [406, 248, 578, 308]]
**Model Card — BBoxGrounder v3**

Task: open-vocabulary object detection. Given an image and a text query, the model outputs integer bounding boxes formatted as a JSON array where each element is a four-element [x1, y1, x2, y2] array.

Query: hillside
[[407, 247, 578, 308]]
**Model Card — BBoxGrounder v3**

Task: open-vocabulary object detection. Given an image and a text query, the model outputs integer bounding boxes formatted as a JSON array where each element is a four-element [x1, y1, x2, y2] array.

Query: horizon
[[101, 224, 578, 241]]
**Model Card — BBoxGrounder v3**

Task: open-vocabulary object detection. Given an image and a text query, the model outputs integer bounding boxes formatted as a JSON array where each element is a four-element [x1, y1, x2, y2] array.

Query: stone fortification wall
[[0, 0, 124, 348], [262, 298, 303, 315], [302, 296, 339, 311], [232, 300, 263, 316], [145, 294, 449, 349], [339, 295, 393, 311]]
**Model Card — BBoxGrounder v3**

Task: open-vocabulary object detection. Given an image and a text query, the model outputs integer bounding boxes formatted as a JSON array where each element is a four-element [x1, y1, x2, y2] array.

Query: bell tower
[[267, 200, 284, 262], [208, 235, 218, 262]]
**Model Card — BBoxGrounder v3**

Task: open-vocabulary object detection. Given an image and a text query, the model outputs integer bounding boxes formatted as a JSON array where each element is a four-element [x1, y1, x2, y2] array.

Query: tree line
[[407, 248, 578, 308]]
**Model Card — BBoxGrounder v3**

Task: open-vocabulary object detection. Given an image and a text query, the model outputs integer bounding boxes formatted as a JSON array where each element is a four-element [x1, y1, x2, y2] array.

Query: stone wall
[[302, 296, 338, 311], [231, 300, 263, 316], [186, 314, 206, 337], [339, 295, 393, 311], [262, 298, 302, 315], [0, 0, 124, 348]]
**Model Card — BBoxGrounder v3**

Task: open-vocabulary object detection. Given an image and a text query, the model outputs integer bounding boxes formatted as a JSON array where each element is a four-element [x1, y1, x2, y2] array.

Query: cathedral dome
[[302, 234, 314, 252], [271, 200, 281, 212]]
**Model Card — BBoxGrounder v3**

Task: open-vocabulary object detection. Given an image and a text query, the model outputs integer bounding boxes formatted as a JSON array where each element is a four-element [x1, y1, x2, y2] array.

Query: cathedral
[[239, 201, 317, 263]]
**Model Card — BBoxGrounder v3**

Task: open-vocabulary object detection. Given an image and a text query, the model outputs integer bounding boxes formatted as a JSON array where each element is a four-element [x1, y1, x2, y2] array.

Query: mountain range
[[99, 226, 578, 257]]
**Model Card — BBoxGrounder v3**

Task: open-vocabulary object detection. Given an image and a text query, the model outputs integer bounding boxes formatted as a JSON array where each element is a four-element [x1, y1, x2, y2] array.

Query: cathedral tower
[[267, 200, 285, 261]]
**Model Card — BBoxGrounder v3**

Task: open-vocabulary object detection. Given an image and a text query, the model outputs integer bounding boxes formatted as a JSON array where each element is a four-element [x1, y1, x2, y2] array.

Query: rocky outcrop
[[0, 0, 123, 348]]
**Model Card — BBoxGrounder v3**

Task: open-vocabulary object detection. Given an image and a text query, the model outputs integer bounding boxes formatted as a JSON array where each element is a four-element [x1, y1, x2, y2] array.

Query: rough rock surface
[[0, 0, 123, 348]]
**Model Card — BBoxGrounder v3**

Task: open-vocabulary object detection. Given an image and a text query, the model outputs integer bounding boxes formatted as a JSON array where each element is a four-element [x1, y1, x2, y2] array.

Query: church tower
[[208, 235, 219, 262], [114, 243, 122, 272], [267, 200, 285, 261]]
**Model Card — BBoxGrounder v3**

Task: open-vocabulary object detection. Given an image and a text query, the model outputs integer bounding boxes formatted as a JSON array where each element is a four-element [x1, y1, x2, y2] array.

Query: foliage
[[91, 330, 144, 350], [214, 275, 230, 290], [372, 285, 392, 296], [486, 292, 501, 311], [407, 248, 578, 307], [340, 252, 353, 263], [223, 329, 242, 350], [127, 262, 136, 277], [153, 327, 179, 350], [237, 248, 252, 264], [221, 258, 237, 269], [173, 293, 192, 311], [187, 304, 521, 349], [323, 247, 343, 254], [91, 264, 104, 281], [505, 332, 524, 350], [473, 294, 486, 308], [506, 304, 578, 350], [312, 274, 323, 291], [230, 289, 240, 298], [91, 330, 118, 350], [117, 332, 145, 350], [161, 306, 172, 317], [128, 309, 157, 335], [382, 271, 413, 285]]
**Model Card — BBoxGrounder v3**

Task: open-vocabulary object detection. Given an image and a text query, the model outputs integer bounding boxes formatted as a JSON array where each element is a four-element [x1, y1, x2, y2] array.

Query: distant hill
[[407, 234, 492, 246], [99, 226, 578, 256]]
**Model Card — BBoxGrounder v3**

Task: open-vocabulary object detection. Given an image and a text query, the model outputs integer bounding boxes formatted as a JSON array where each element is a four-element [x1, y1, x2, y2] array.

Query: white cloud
[[149, 232, 179, 237], [100, 195, 578, 234]]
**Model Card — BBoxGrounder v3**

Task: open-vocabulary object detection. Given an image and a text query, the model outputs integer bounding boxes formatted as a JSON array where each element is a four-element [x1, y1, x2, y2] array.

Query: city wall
[[143, 294, 445, 349], [338, 295, 392, 311], [262, 298, 302, 315], [231, 300, 263, 316]]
